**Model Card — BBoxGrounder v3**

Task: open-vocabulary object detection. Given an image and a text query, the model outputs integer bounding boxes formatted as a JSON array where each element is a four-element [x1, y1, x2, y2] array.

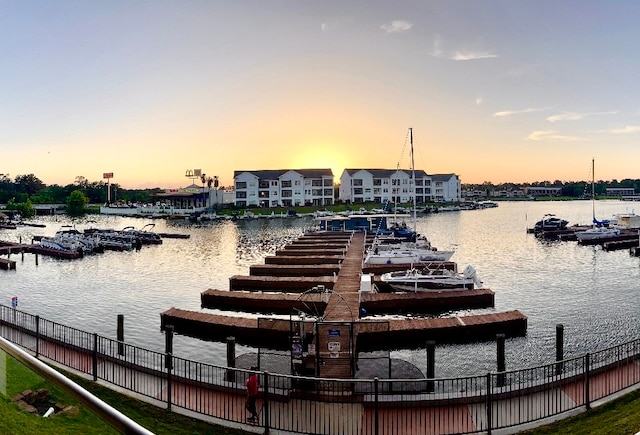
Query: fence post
[[486, 372, 492, 435], [263, 371, 270, 434], [585, 353, 591, 410], [92, 333, 98, 381], [374, 377, 379, 435], [164, 325, 174, 368], [556, 324, 564, 376], [166, 352, 172, 411], [35, 315, 40, 357]]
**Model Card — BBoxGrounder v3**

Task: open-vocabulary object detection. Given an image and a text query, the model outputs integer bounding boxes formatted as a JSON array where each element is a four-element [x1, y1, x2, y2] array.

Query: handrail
[[0, 336, 154, 435]]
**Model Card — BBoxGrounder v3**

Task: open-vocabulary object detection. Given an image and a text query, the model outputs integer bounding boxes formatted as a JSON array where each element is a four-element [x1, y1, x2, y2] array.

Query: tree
[[14, 174, 45, 196], [66, 190, 89, 216]]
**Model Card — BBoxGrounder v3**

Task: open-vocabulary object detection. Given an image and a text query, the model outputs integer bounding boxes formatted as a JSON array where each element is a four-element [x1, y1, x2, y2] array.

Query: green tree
[[5, 198, 35, 218], [66, 190, 89, 216]]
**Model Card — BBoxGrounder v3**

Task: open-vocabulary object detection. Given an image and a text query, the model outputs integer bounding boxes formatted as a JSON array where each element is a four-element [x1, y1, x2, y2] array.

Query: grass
[[521, 388, 640, 434], [0, 354, 248, 434]]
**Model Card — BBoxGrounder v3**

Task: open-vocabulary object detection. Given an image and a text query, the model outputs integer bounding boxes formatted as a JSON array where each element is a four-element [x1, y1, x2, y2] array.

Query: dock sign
[[11, 296, 17, 308], [328, 329, 340, 337]]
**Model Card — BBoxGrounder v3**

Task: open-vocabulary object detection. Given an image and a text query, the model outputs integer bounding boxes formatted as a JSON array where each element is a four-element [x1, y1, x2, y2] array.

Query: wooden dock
[[161, 230, 527, 379]]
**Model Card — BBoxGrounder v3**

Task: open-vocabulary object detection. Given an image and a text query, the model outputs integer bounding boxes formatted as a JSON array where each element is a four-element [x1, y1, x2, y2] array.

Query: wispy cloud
[[493, 108, 544, 118], [430, 35, 498, 61], [547, 111, 618, 122], [380, 20, 412, 33], [452, 51, 498, 61], [476, 98, 483, 106], [610, 125, 640, 134], [526, 130, 580, 141]]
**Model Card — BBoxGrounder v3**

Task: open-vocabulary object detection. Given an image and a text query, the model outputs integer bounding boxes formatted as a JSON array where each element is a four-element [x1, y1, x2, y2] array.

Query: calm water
[[2, 200, 640, 378]]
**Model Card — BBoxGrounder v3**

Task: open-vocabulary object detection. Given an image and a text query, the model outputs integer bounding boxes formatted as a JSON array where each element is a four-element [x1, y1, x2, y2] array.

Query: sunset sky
[[2, 1, 640, 189]]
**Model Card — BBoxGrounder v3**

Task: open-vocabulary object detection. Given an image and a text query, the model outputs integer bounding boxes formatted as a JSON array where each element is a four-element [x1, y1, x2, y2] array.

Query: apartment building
[[339, 169, 461, 204], [233, 169, 334, 207]]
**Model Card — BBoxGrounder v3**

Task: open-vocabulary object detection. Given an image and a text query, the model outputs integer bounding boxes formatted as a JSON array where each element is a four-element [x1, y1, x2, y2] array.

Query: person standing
[[245, 366, 259, 422]]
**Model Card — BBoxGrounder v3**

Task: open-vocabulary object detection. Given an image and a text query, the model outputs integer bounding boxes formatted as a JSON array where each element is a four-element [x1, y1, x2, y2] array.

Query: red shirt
[[246, 373, 259, 396]]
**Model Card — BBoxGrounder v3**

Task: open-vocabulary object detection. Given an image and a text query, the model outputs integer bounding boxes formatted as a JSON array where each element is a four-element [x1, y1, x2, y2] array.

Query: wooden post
[[117, 314, 124, 356], [496, 333, 506, 387], [164, 325, 174, 369], [426, 340, 436, 393], [35, 253, 38, 266], [226, 336, 236, 382], [555, 324, 564, 375]]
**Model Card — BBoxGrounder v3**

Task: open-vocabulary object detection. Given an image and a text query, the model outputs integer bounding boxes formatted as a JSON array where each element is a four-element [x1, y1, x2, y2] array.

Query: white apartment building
[[339, 169, 461, 204], [233, 169, 334, 207]]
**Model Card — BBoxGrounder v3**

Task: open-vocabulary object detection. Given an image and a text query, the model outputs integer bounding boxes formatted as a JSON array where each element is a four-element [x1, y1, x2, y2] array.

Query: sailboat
[[364, 128, 454, 264], [575, 158, 620, 242]]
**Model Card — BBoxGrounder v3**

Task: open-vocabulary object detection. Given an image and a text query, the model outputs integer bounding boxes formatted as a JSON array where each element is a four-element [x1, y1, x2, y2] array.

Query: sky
[[2, 1, 640, 189]]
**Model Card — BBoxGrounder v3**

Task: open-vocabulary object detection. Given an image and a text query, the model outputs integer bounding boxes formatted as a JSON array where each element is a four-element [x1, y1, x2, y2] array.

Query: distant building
[[339, 169, 461, 204], [233, 169, 334, 207], [525, 186, 562, 197], [606, 187, 635, 196]]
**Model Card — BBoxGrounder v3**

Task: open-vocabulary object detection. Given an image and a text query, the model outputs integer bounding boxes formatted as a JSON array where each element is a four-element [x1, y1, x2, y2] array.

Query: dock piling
[[117, 314, 124, 356], [556, 324, 564, 375], [426, 340, 435, 393], [226, 336, 236, 382], [164, 325, 174, 369], [496, 333, 506, 387]]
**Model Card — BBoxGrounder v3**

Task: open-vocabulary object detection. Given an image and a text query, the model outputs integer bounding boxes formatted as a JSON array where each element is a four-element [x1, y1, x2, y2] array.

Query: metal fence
[[1, 304, 640, 434]]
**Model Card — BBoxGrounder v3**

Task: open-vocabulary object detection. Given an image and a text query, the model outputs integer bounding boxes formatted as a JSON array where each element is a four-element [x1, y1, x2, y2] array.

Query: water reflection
[[1, 201, 640, 377]]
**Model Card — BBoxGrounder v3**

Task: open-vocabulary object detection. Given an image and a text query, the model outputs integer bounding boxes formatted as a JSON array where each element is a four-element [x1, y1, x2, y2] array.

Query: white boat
[[381, 264, 482, 291], [364, 247, 454, 264], [575, 159, 620, 242], [575, 226, 620, 241], [363, 128, 454, 265]]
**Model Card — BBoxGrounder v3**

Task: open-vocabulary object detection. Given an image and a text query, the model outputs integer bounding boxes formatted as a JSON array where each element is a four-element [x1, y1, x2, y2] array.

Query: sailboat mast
[[410, 127, 417, 233], [591, 157, 595, 221]]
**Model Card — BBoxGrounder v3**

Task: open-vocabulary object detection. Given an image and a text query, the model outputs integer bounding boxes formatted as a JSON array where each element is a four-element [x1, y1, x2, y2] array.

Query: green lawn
[[0, 354, 247, 434]]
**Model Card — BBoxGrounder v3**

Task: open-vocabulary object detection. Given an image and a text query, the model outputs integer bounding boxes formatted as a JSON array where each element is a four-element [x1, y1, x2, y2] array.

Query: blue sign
[[11, 296, 18, 308], [328, 329, 340, 337]]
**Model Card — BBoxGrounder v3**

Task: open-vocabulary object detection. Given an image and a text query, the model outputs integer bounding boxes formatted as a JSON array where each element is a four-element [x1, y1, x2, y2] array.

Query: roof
[[343, 168, 430, 178], [234, 169, 333, 179]]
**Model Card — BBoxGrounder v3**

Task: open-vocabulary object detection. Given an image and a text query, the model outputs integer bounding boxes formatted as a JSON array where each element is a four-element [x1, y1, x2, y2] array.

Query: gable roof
[[234, 169, 333, 179]]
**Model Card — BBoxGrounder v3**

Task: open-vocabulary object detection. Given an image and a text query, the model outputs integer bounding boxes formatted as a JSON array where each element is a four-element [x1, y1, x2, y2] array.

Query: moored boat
[[381, 264, 482, 291]]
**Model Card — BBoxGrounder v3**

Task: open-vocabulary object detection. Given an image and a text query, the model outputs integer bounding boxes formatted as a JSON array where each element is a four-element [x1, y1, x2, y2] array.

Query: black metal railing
[[1, 305, 640, 434]]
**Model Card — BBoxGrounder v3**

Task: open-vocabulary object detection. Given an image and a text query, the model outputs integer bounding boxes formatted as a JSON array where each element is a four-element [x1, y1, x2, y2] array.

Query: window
[[282, 180, 292, 188], [236, 182, 247, 189]]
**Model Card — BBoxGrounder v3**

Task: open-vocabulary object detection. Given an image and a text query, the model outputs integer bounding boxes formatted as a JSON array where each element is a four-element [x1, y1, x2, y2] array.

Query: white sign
[[327, 342, 341, 352]]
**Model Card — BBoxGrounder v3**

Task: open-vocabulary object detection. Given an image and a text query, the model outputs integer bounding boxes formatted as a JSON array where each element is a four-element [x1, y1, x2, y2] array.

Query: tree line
[[462, 178, 640, 197], [0, 173, 161, 218]]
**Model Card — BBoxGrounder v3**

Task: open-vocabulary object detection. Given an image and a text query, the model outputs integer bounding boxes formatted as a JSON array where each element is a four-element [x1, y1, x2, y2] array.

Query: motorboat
[[381, 264, 482, 291], [533, 214, 568, 232]]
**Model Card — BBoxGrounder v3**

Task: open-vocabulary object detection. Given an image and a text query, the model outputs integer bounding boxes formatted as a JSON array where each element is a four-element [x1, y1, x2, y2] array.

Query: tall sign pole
[[103, 172, 114, 204]]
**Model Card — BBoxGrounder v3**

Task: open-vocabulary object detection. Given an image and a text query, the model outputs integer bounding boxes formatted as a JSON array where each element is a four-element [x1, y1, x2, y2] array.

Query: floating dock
[[162, 231, 527, 370]]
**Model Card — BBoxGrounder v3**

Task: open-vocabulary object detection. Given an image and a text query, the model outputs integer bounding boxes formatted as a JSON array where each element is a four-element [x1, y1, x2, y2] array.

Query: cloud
[[493, 108, 542, 118], [380, 20, 412, 33], [476, 98, 483, 106], [526, 130, 580, 141], [452, 51, 498, 61], [547, 111, 618, 122], [430, 35, 497, 61], [610, 125, 640, 134]]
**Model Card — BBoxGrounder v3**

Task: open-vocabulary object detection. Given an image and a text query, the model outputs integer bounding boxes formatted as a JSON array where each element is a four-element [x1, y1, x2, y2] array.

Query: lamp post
[[200, 173, 207, 210], [213, 176, 219, 209]]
